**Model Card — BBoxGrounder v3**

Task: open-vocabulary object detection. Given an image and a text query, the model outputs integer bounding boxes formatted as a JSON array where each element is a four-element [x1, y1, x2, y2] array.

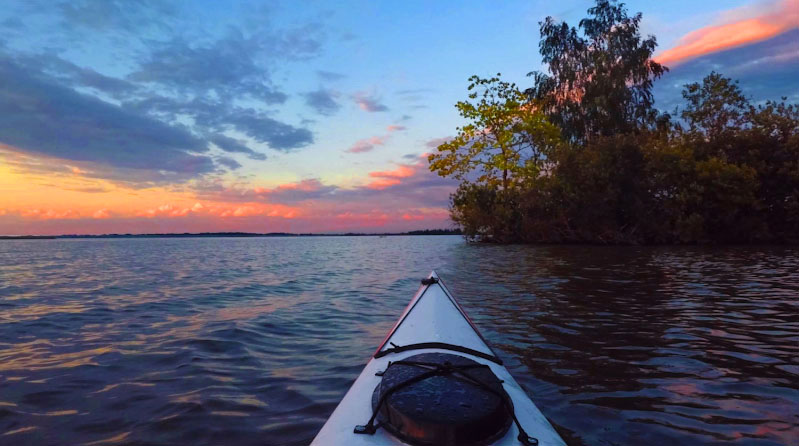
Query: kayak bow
[[311, 271, 565, 446]]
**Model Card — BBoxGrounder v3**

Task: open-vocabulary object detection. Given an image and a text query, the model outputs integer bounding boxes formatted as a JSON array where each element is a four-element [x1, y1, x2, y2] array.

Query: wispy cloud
[[346, 136, 387, 153], [210, 135, 267, 161], [352, 91, 389, 112], [656, 0, 799, 66], [303, 88, 341, 115], [316, 70, 346, 81], [345, 124, 406, 154]]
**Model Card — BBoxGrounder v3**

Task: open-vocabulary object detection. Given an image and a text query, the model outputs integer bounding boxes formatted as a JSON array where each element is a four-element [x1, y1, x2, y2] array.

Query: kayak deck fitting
[[311, 271, 566, 446]]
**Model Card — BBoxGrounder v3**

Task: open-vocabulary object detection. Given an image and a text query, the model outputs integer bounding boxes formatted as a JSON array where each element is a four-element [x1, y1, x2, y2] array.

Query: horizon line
[[0, 229, 462, 239]]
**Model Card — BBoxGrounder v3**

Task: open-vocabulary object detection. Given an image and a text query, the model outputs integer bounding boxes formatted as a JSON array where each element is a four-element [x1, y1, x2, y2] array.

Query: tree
[[527, 0, 667, 143], [680, 72, 749, 142], [428, 74, 560, 194]]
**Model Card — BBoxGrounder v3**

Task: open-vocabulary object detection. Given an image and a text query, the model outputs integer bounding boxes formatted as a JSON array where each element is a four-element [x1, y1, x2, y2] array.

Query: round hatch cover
[[371, 352, 512, 446]]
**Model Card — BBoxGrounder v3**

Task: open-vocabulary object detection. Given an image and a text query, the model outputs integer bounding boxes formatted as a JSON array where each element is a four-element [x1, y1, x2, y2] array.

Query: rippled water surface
[[0, 237, 797, 445]]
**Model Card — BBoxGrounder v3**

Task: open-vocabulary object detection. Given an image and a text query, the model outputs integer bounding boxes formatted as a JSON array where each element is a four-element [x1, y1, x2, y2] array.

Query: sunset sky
[[1, 0, 797, 235]]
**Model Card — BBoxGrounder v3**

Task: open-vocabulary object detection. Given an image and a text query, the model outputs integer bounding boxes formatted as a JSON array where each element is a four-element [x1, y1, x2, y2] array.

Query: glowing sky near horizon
[[1, 0, 797, 235]]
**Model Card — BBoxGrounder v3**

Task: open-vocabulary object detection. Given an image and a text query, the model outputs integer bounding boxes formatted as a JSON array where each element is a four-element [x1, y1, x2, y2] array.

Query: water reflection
[[444, 245, 799, 445], [0, 238, 797, 445]]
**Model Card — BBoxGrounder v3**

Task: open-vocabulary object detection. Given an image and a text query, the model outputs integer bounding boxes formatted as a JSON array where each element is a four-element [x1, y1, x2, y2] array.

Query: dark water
[[0, 237, 797, 446]]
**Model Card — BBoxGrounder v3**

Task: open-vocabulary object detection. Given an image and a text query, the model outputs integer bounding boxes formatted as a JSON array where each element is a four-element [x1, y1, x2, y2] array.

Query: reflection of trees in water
[[444, 245, 799, 446]]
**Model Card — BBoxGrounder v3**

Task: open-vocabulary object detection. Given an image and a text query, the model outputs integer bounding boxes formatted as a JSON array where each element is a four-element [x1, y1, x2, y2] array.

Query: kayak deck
[[311, 271, 565, 446]]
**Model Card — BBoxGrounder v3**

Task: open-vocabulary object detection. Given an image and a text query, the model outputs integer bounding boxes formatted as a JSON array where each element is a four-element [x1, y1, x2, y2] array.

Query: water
[[0, 237, 796, 446]]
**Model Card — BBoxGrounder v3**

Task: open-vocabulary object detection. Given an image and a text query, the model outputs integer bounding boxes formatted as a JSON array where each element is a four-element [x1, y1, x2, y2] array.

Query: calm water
[[0, 237, 797, 445]]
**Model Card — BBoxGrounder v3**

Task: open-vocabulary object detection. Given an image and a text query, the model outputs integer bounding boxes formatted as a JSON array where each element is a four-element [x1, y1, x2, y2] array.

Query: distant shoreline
[[0, 229, 461, 240]]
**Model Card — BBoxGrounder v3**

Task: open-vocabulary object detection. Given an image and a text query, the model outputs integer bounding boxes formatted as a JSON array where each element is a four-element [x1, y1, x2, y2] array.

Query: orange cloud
[[332, 211, 390, 228], [135, 202, 300, 219], [20, 209, 80, 220], [369, 165, 415, 179], [92, 209, 111, 219], [656, 0, 799, 66], [366, 164, 417, 190]]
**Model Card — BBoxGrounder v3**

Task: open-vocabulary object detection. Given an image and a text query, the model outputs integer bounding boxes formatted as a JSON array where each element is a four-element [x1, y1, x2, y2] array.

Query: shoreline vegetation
[[0, 229, 461, 240], [429, 1, 798, 245]]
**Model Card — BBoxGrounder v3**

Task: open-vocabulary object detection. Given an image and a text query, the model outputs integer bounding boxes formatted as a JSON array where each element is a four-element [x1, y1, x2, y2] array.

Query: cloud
[[208, 178, 338, 204], [0, 3, 324, 184], [425, 137, 451, 148], [655, 28, 799, 110], [58, 0, 177, 33], [366, 165, 416, 189], [0, 55, 216, 180], [1, 17, 25, 30], [1, 156, 457, 234], [129, 32, 289, 104], [11, 52, 140, 99], [353, 92, 389, 112], [216, 156, 242, 170], [92, 209, 112, 219], [134, 202, 298, 220], [0, 146, 212, 186], [396, 88, 433, 95], [200, 155, 455, 210], [210, 134, 267, 161], [127, 95, 313, 152], [303, 88, 341, 115], [345, 124, 407, 154], [346, 136, 388, 153], [217, 109, 313, 151], [655, 0, 799, 66], [20, 209, 80, 220], [316, 70, 346, 81]]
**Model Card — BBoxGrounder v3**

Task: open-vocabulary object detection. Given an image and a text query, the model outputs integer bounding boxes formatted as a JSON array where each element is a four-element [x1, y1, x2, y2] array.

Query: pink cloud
[[656, 0, 799, 66], [352, 92, 389, 112], [346, 136, 388, 153], [346, 124, 408, 154]]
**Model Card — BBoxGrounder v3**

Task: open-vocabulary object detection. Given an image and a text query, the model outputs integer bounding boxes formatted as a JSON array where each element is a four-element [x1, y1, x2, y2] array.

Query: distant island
[[0, 229, 461, 240]]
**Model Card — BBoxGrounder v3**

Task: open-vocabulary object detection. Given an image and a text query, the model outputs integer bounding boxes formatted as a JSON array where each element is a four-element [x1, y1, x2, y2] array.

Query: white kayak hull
[[311, 271, 566, 446]]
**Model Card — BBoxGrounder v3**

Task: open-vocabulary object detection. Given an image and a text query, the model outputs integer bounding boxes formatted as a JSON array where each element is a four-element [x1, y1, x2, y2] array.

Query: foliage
[[428, 75, 561, 193], [429, 0, 798, 244], [680, 71, 749, 142], [526, 0, 667, 143]]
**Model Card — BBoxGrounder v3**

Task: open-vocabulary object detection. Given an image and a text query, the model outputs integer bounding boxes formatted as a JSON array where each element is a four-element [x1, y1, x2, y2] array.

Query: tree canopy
[[526, 0, 667, 143], [429, 0, 798, 244], [428, 75, 560, 192]]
